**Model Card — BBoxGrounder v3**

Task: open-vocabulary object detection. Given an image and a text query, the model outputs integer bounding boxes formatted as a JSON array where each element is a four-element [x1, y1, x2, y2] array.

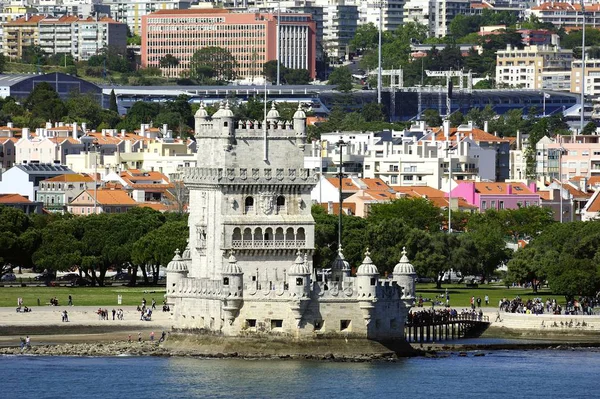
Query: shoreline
[[2, 326, 600, 360], [3, 306, 600, 359]]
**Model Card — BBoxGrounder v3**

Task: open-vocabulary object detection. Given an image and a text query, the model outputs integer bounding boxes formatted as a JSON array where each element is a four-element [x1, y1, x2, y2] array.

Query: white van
[[441, 270, 462, 283]]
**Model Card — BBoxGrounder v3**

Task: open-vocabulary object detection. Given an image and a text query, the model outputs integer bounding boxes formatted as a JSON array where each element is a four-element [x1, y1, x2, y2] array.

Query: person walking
[[485, 295, 489, 306], [158, 331, 166, 343], [150, 331, 155, 342], [25, 336, 31, 349], [151, 299, 156, 310], [68, 295, 73, 306], [112, 309, 116, 320], [138, 332, 142, 342]]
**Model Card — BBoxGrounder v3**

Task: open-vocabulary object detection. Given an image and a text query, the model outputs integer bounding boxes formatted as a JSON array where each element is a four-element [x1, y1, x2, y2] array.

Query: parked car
[[1, 273, 16, 281], [416, 276, 434, 283], [112, 272, 131, 281], [57, 273, 80, 281], [34, 272, 56, 281], [71, 277, 92, 287]]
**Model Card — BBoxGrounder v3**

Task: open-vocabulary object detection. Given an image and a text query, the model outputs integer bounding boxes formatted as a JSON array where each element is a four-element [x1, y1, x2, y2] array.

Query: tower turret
[[266, 103, 280, 125], [392, 247, 416, 300], [212, 101, 235, 151], [331, 246, 350, 283], [293, 103, 306, 147], [166, 249, 188, 296], [221, 251, 244, 324], [356, 249, 379, 324], [287, 251, 311, 326], [194, 102, 210, 134]]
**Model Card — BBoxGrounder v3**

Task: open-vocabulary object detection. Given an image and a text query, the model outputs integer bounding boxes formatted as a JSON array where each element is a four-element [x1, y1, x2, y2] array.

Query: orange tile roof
[[0, 194, 33, 204], [7, 15, 46, 25], [538, 191, 551, 201], [0, 137, 18, 144], [391, 185, 446, 198], [317, 202, 356, 215], [326, 177, 390, 191], [428, 196, 477, 209], [76, 189, 137, 205], [44, 173, 94, 183], [585, 191, 600, 213], [431, 127, 510, 143], [474, 182, 534, 195]]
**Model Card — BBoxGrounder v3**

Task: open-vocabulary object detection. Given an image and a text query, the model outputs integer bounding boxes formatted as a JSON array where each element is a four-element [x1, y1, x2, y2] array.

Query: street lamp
[[581, 0, 586, 132], [92, 141, 100, 214], [377, 1, 383, 104], [557, 147, 567, 223], [336, 138, 348, 249]]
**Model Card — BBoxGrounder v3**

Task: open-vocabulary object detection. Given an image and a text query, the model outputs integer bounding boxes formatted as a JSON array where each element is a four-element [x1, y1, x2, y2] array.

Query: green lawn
[[415, 283, 565, 308], [0, 283, 562, 309], [0, 286, 166, 308]]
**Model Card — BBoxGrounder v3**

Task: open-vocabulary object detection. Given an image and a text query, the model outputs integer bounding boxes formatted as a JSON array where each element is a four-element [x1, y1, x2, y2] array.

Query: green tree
[[65, 92, 104, 128], [328, 66, 353, 92], [284, 69, 311, 84], [422, 109, 442, 127], [583, 121, 597, 135], [190, 46, 238, 82], [23, 82, 67, 122], [368, 197, 443, 231], [262, 60, 286, 83], [0, 54, 6, 74], [159, 54, 180, 78], [109, 89, 118, 113], [350, 23, 379, 52], [131, 220, 188, 284], [362, 103, 385, 122]]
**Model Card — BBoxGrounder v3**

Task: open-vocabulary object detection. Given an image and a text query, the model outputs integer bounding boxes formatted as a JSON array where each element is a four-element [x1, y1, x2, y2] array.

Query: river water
[[3, 349, 599, 398]]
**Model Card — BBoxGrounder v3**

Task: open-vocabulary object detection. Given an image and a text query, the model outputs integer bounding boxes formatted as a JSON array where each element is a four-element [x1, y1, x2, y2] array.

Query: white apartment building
[[529, 2, 600, 29], [496, 44, 573, 89], [571, 59, 600, 96], [536, 134, 600, 181], [403, 0, 435, 36], [358, 0, 404, 32], [38, 15, 127, 61], [322, 2, 358, 60], [104, 0, 192, 36], [362, 135, 495, 190]]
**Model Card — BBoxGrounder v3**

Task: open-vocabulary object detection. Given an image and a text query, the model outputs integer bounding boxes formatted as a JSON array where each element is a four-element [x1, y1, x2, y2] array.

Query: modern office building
[[141, 9, 317, 81]]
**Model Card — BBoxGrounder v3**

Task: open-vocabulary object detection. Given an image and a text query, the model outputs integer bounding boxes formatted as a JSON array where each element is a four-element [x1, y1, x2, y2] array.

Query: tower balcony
[[232, 239, 306, 249]]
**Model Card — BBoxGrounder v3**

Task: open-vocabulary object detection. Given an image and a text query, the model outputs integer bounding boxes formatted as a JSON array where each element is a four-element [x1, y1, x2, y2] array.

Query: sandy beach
[[0, 305, 172, 347]]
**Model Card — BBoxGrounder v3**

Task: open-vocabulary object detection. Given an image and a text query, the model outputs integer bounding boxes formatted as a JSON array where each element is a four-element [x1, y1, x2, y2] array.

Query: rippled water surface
[[3, 350, 600, 398]]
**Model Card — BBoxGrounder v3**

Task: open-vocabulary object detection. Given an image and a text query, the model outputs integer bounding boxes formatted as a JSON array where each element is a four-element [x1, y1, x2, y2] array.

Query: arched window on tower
[[245, 196, 254, 214], [276, 196, 285, 213]]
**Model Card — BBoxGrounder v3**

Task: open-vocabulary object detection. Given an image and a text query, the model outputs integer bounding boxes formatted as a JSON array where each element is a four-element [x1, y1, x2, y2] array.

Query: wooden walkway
[[405, 314, 490, 343]]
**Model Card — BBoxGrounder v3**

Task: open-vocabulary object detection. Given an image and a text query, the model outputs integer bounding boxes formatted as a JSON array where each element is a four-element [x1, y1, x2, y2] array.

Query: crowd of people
[[407, 308, 486, 325], [97, 308, 125, 320], [498, 296, 597, 315]]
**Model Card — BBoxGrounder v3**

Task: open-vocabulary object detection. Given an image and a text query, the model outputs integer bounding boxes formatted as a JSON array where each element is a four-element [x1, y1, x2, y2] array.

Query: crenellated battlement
[[183, 166, 318, 185]]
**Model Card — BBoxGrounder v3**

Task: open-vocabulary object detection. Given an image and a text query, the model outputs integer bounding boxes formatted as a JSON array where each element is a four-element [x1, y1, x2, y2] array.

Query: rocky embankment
[[0, 339, 405, 361]]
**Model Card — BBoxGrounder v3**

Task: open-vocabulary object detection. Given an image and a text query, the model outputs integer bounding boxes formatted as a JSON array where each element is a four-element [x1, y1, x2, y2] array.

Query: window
[[296, 277, 303, 286], [499, 201, 504, 209], [223, 277, 229, 286], [491, 200, 496, 209], [390, 176, 397, 184], [313, 319, 323, 331], [244, 196, 254, 213], [340, 320, 351, 331], [370, 277, 376, 286], [481, 201, 487, 210], [246, 319, 257, 328], [271, 319, 283, 329]]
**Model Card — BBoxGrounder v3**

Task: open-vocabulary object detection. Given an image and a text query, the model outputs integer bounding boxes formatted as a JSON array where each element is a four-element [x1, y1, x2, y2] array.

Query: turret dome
[[212, 101, 224, 118], [267, 103, 280, 120], [166, 249, 188, 272], [331, 247, 350, 272], [194, 102, 209, 118], [293, 103, 306, 119], [289, 251, 310, 275], [393, 247, 416, 275], [181, 242, 191, 261], [222, 251, 242, 275], [356, 249, 379, 276], [221, 101, 234, 118]]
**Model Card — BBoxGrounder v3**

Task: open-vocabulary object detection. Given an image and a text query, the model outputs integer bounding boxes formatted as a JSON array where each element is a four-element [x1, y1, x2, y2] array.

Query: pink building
[[141, 9, 316, 80], [450, 182, 540, 211]]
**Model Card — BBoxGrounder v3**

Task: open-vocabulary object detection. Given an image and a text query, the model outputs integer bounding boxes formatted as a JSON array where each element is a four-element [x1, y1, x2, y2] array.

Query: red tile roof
[[474, 182, 534, 195], [0, 194, 33, 204]]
